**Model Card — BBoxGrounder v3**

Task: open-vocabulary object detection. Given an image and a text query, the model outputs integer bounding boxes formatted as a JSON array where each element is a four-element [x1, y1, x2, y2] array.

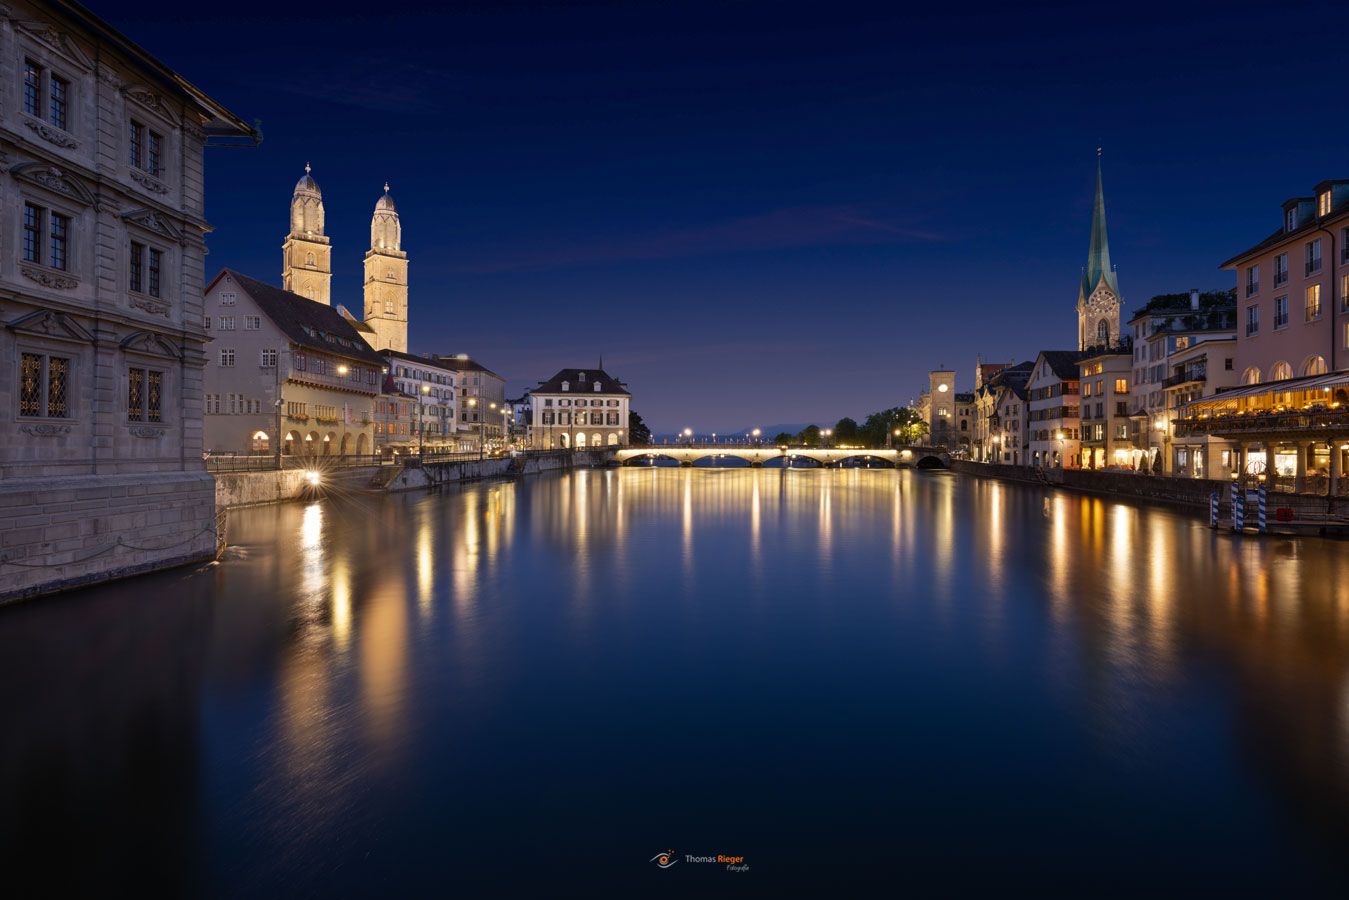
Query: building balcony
[[1163, 368, 1206, 389]]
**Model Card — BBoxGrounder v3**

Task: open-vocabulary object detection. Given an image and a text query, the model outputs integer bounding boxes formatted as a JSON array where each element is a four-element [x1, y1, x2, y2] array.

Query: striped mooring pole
[[1209, 490, 1219, 528], [1257, 483, 1268, 533], [1231, 482, 1244, 532]]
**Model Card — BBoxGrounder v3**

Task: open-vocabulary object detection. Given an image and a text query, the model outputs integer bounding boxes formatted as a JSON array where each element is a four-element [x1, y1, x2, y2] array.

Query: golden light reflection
[[331, 558, 352, 650]]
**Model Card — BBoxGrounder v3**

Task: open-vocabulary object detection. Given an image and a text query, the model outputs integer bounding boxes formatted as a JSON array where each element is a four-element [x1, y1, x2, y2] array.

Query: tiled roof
[[1037, 350, 1085, 380], [212, 269, 384, 366], [534, 367, 630, 396], [429, 354, 504, 380]]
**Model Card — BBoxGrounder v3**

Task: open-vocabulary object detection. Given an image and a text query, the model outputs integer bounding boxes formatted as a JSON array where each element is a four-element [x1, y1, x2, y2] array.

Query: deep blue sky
[[110, 0, 1346, 432]]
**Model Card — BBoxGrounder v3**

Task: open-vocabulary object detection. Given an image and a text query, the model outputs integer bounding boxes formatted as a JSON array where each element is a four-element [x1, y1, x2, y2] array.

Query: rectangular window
[[261, 348, 277, 367], [20, 352, 70, 418], [1285, 209, 1298, 232], [23, 60, 41, 116], [48, 74, 68, 130], [1246, 305, 1259, 335], [1114, 378, 1127, 394], [245, 316, 261, 330], [148, 248, 161, 297], [1274, 295, 1288, 329], [218, 292, 237, 306], [128, 366, 143, 421], [219, 348, 235, 367], [1342, 273, 1349, 311], [1306, 284, 1321, 321], [147, 131, 162, 176], [203, 316, 210, 330], [1245, 265, 1259, 297], [1306, 239, 1322, 276], [126, 368, 162, 422], [1319, 191, 1332, 217], [1342, 228, 1349, 264], [218, 316, 235, 331], [1344, 322, 1349, 349], [49, 212, 69, 271], [129, 120, 143, 169], [129, 241, 144, 293], [23, 203, 41, 263], [1274, 253, 1288, 287]]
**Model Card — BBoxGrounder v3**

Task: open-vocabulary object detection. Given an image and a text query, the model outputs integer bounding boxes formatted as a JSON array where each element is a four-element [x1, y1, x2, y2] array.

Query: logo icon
[[650, 850, 678, 869]]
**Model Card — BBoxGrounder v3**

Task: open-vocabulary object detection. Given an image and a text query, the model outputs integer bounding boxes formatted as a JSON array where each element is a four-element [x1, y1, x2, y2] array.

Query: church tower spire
[[1077, 150, 1122, 350], [282, 163, 332, 305], [363, 183, 409, 353]]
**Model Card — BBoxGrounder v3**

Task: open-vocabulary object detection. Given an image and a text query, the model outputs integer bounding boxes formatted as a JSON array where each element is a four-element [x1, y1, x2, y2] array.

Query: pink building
[[1178, 180, 1349, 493]]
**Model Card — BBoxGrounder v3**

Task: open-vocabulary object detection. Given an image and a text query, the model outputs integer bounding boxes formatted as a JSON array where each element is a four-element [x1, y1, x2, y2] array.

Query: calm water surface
[[2, 468, 1348, 895]]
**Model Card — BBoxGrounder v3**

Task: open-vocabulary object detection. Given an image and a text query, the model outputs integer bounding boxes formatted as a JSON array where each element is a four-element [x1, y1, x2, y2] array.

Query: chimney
[[1190, 288, 1200, 310]]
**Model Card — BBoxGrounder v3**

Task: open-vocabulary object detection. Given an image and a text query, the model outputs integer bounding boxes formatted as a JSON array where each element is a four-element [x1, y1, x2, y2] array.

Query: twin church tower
[[281, 164, 409, 353]]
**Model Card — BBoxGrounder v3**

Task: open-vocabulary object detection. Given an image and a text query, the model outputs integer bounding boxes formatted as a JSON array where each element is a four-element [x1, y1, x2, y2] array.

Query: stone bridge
[[613, 444, 951, 469]]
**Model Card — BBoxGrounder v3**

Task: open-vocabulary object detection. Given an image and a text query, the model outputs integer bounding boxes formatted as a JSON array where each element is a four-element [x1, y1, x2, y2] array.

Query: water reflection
[[1, 468, 1348, 893]]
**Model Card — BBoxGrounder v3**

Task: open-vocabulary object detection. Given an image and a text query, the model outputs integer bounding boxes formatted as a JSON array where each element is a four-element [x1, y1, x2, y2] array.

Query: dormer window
[[1319, 191, 1333, 217], [578, 371, 586, 382], [561, 380, 569, 391], [593, 381, 602, 391], [1285, 207, 1298, 232]]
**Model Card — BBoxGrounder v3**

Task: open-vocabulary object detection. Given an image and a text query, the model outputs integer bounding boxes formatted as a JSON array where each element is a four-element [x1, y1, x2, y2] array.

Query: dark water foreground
[[2, 468, 1347, 896]]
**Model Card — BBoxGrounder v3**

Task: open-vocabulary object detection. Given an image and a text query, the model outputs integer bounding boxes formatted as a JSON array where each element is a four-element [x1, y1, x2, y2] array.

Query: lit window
[[1305, 284, 1321, 321], [19, 352, 70, 418], [1319, 191, 1332, 217], [127, 367, 163, 423]]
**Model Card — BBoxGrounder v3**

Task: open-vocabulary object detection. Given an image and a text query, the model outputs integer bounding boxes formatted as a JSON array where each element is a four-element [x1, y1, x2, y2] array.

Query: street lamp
[[1054, 430, 1064, 469], [683, 427, 693, 446], [751, 427, 761, 446], [823, 428, 832, 448]]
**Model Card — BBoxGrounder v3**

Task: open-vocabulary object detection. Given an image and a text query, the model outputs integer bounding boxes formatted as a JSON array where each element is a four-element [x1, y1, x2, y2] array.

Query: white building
[[0, 2, 254, 602], [1026, 351, 1083, 468], [377, 350, 459, 453], [529, 368, 630, 449]]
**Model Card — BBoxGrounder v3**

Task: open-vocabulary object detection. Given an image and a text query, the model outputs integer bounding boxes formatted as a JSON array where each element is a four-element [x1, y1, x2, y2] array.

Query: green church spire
[[1081, 150, 1119, 300]]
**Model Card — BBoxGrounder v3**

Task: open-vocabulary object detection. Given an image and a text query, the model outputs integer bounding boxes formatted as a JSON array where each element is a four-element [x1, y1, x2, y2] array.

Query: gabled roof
[[210, 269, 384, 365], [534, 367, 630, 396], [430, 354, 504, 381], [1035, 350, 1085, 381]]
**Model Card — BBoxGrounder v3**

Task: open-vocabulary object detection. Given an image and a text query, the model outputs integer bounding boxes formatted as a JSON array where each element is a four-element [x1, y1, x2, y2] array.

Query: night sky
[[110, 0, 1347, 433]]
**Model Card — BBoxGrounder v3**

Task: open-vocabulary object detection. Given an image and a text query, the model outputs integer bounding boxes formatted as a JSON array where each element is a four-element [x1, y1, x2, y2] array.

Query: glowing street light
[[683, 427, 693, 446]]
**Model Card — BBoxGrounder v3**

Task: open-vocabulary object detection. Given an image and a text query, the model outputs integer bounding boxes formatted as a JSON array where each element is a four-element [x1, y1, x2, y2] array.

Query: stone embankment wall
[[1, 472, 218, 605], [952, 460, 1349, 520]]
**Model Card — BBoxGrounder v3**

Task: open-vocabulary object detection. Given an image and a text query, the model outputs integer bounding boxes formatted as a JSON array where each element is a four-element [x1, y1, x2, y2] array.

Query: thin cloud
[[447, 204, 949, 273]]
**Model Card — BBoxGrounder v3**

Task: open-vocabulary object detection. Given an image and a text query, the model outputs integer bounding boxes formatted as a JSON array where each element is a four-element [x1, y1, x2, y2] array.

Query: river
[[1, 468, 1347, 895]]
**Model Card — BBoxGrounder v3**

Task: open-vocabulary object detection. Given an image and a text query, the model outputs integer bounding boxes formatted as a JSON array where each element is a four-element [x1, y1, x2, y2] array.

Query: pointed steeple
[[1081, 149, 1118, 300]]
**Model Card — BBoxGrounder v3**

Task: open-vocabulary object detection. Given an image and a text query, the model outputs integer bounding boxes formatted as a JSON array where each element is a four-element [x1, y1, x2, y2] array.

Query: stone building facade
[[376, 349, 459, 453], [0, 2, 253, 602], [529, 367, 630, 449], [202, 270, 383, 457]]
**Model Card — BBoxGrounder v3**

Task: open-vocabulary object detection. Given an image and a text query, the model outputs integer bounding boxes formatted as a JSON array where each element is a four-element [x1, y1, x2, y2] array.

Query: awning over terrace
[[1184, 372, 1349, 412]]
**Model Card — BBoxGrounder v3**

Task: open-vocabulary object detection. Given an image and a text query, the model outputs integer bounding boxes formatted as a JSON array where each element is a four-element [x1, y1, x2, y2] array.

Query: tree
[[772, 432, 795, 445], [628, 411, 652, 445], [857, 407, 925, 447], [833, 417, 859, 444], [799, 424, 821, 446]]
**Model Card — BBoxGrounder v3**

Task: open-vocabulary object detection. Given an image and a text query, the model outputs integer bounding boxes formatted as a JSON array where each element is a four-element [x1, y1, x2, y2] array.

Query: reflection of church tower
[[282, 164, 332, 305], [1077, 152, 1122, 350], [363, 183, 408, 353]]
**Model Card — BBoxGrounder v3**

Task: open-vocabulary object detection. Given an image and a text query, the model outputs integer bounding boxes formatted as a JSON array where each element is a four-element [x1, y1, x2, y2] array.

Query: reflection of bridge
[[614, 444, 951, 469]]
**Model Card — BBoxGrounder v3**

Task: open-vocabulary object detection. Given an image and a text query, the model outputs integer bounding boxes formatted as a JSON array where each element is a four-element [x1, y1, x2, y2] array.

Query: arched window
[[1270, 360, 1292, 382], [575, 432, 586, 448], [1303, 355, 1328, 376], [251, 431, 269, 452], [1096, 319, 1109, 345], [594, 381, 602, 391], [1242, 367, 1262, 385], [561, 381, 569, 391]]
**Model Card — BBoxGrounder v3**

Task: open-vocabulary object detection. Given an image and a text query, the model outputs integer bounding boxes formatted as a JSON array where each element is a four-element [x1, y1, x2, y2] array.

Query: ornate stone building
[[364, 185, 407, 353], [1077, 155, 1122, 351], [0, 1, 254, 602], [281, 164, 330, 305], [279, 168, 408, 354]]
